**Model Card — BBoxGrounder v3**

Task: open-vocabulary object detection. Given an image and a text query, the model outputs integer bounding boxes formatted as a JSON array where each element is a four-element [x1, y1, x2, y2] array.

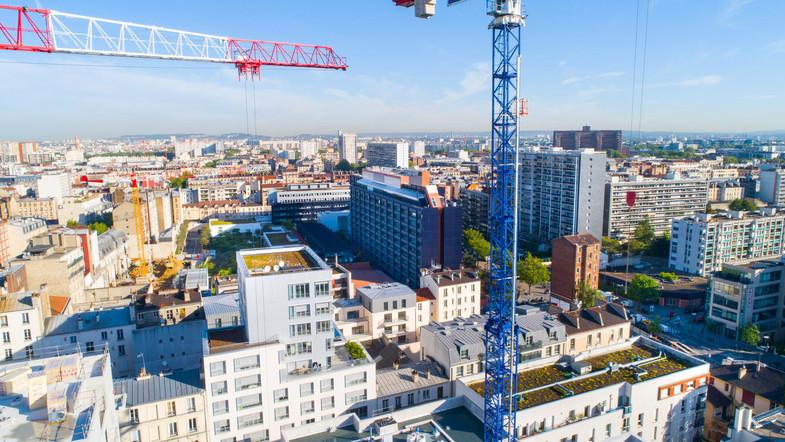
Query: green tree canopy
[[658, 272, 678, 282], [602, 236, 623, 255], [88, 222, 109, 235], [728, 198, 758, 212], [628, 274, 660, 303], [647, 231, 671, 258], [723, 155, 739, 165], [199, 224, 211, 247], [464, 229, 490, 262], [634, 218, 655, 245], [334, 159, 353, 172], [577, 279, 603, 308], [517, 252, 550, 294], [739, 324, 761, 346]]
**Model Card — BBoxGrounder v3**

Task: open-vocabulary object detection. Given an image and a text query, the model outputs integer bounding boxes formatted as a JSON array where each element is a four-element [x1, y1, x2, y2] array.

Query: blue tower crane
[[393, 1, 525, 441]]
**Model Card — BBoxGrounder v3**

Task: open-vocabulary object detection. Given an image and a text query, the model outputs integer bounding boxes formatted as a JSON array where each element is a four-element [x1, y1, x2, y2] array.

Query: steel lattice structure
[[393, 1, 525, 441], [0, 5, 347, 77]]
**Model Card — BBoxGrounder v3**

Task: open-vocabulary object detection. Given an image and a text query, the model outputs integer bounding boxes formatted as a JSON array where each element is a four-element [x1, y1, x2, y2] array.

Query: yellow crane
[[130, 176, 150, 279]]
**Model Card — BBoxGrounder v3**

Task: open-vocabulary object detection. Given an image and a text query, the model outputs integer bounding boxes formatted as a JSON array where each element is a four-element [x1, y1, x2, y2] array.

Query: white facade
[[0, 292, 43, 361], [356, 283, 418, 344], [4, 217, 47, 262], [366, 142, 408, 169], [37, 172, 72, 204], [338, 131, 357, 164], [419, 269, 482, 322], [411, 141, 426, 157]]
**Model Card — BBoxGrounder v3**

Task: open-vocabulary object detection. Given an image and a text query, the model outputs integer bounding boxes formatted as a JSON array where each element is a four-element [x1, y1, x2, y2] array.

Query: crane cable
[[252, 80, 259, 140], [637, 0, 652, 141], [243, 77, 251, 138], [628, 0, 641, 148]]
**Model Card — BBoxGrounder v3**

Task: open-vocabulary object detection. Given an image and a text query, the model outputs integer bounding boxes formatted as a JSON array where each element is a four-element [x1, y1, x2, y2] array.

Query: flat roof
[[239, 245, 326, 276], [115, 369, 203, 406], [357, 283, 415, 301]]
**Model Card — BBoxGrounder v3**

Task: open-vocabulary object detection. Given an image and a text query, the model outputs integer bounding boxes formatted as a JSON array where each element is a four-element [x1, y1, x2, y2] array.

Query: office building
[[459, 186, 489, 237], [519, 147, 606, 244], [366, 142, 408, 168], [553, 125, 623, 151], [270, 183, 350, 224], [0, 353, 121, 442], [350, 169, 462, 287], [338, 131, 357, 164], [202, 245, 376, 441], [669, 209, 785, 276], [604, 174, 709, 240], [115, 370, 208, 442], [550, 233, 601, 304], [706, 260, 784, 340]]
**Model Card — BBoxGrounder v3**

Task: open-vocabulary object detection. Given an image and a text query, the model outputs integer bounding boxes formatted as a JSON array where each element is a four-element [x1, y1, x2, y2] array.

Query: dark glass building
[[350, 169, 462, 288], [270, 183, 349, 224]]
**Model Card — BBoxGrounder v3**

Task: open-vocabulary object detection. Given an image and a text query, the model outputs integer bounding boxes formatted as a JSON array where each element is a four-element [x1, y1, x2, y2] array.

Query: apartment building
[[57, 194, 112, 225], [706, 260, 784, 340], [350, 169, 462, 288], [338, 131, 357, 164], [0, 291, 43, 361], [550, 233, 601, 304], [36, 172, 71, 204], [604, 174, 709, 240], [519, 147, 606, 244], [419, 267, 481, 322], [456, 336, 709, 442], [708, 180, 745, 203], [0, 353, 121, 442], [553, 125, 623, 151], [365, 142, 408, 168], [181, 200, 268, 221], [356, 283, 417, 344], [116, 370, 208, 442], [669, 209, 785, 276], [10, 242, 86, 303], [9, 196, 58, 221], [3, 217, 47, 263], [270, 183, 350, 224], [459, 186, 489, 236], [757, 167, 785, 206], [202, 245, 376, 441]]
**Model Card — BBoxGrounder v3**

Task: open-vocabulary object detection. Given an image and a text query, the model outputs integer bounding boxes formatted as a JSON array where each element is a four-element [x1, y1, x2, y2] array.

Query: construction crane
[[394, 1, 524, 441], [0, 4, 347, 79], [130, 175, 149, 279]]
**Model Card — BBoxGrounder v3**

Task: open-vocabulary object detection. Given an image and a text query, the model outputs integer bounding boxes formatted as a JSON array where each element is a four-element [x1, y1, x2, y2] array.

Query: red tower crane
[[0, 4, 347, 78]]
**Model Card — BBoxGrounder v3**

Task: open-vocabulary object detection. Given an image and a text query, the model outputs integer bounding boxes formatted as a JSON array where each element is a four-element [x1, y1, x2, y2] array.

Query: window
[[118, 345, 126, 356], [211, 381, 228, 395], [188, 418, 198, 433], [638, 413, 644, 426], [456, 366, 464, 377], [288, 283, 310, 299], [237, 394, 263, 410], [167, 401, 177, 416], [384, 302, 389, 311], [274, 406, 290, 421], [0, 316, 6, 326], [129, 408, 139, 423], [24, 329, 32, 341], [213, 400, 230, 415], [345, 372, 366, 387], [1, 332, 9, 343], [238, 412, 264, 429], [168, 422, 178, 437], [4, 349, 11, 360], [315, 282, 330, 297], [117, 329, 124, 340], [316, 321, 331, 333], [69, 336, 77, 344], [407, 393, 414, 405], [289, 323, 311, 337], [321, 379, 334, 392], [101, 331, 108, 340], [346, 389, 367, 404], [321, 396, 335, 410], [315, 302, 331, 315], [274, 388, 289, 402], [214, 419, 230, 434], [402, 299, 407, 308], [187, 397, 196, 413], [235, 374, 262, 391], [570, 338, 575, 351], [460, 348, 469, 359], [210, 361, 227, 376], [85, 341, 94, 352], [288, 305, 311, 319], [301, 400, 315, 414], [131, 430, 141, 442], [234, 355, 260, 372], [21, 313, 29, 324], [423, 389, 431, 400], [286, 341, 312, 356], [300, 383, 314, 396]]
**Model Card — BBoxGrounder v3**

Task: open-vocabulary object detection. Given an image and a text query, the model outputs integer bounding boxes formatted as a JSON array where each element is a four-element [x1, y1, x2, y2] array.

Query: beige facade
[[181, 200, 268, 221], [419, 268, 481, 322], [10, 245, 85, 303], [9, 196, 58, 221]]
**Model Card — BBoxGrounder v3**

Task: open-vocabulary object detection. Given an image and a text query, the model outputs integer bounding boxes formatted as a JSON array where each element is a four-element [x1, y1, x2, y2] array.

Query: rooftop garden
[[243, 250, 316, 272], [469, 344, 690, 410]]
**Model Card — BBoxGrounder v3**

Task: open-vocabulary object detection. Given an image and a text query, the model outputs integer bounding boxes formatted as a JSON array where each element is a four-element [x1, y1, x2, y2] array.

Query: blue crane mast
[[393, 1, 525, 441]]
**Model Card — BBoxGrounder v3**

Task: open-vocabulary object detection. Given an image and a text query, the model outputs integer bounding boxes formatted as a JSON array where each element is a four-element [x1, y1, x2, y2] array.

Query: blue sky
[[1, 0, 783, 140]]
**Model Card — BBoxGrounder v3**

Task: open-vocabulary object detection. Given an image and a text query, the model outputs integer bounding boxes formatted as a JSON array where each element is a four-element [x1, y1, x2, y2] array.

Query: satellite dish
[[278, 260, 285, 268], [273, 265, 280, 272], [263, 266, 271, 273]]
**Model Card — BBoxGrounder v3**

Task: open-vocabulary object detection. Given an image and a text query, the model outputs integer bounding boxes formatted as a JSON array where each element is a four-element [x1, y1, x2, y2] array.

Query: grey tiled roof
[[115, 370, 203, 406]]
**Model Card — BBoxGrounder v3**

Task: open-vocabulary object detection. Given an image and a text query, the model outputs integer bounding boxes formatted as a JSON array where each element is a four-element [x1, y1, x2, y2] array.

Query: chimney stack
[[411, 370, 419, 382], [425, 366, 431, 379]]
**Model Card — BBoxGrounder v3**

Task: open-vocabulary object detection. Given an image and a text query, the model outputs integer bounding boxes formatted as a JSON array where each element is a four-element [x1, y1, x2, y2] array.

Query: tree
[[729, 198, 758, 212], [634, 218, 655, 246], [464, 229, 490, 262], [199, 224, 211, 247], [647, 231, 671, 257], [628, 274, 660, 303], [334, 159, 353, 172], [517, 253, 550, 295], [66, 220, 79, 228], [723, 155, 739, 165], [169, 174, 189, 189], [648, 316, 663, 335], [88, 222, 109, 234], [602, 236, 623, 255], [706, 203, 717, 214], [576, 279, 603, 308], [658, 272, 678, 282], [739, 324, 761, 347]]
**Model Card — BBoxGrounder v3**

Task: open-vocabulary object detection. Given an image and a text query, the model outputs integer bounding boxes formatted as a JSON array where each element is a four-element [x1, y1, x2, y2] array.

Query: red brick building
[[550, 233, 601, 303]]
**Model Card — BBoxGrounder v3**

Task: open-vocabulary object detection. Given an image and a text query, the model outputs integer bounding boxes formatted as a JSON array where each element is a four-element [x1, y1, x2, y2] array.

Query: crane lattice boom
[[0, 4, 347, 78]]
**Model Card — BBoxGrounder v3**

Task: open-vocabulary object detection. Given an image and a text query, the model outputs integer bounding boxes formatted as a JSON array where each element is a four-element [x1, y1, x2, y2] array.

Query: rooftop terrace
[[469, 342, 694, 410], [240, 246, 324, 276]]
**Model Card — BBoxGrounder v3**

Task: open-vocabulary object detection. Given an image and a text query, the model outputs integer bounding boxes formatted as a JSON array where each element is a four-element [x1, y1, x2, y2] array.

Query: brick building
[[550, 233, 601, 303]]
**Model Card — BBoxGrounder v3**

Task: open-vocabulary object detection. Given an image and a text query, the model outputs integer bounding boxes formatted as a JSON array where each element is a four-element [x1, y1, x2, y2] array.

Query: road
[[184, 223, 204, 257]]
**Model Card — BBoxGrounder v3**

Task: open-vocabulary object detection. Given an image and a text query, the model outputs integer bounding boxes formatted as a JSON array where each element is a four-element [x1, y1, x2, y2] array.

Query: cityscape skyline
[[0, 0, 783, 139]]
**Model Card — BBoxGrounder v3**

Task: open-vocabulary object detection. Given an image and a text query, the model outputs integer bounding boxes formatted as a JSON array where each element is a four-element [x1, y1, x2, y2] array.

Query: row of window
[[129, 397, 198, 424], [0, 313, 30, 326]]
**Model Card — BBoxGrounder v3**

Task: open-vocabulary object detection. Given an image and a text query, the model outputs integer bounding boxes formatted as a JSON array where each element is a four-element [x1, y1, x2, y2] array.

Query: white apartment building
[[757, 167, 785, 206], [202, 245, 376, 442], [669, 209, 785, 276], [116, 370, 208, 442], [366, 142, 408, 169], [0, 291, 44, 361], [419, 268, 481, 322], [37, 172, 72, 204], [4, 216, 47, 262], [456, 336, 710, 442], [338, 131, 357, 164], [604, 174, 709, 240], [0, 353, 121, 442], [356, 283, 417, 345], [57, 194, 113, 225]]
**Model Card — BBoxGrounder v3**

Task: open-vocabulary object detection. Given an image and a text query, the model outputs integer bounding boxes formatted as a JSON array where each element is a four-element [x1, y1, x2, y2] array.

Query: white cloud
[[441, 62, 490, 102], [649, 75, 722, 88], [718, 0, 755, 23], [560, 77, 581, 86], [598, 71, 625, 79]]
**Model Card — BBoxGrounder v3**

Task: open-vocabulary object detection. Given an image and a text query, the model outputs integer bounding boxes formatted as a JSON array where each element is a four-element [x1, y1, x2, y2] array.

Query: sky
[[1, 0, 784, 140]]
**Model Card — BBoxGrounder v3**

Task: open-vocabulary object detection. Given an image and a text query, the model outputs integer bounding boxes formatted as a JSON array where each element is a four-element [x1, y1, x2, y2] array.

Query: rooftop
[[339, 262, 394, 289], [0, 291, 35, 313], [115, 369, 203, 406], [239, 245, 326, 276], [469, 341, 697, 410], [357, 282, 415, 301], [424, 268, 480, 287], [44, 307, 132, 335], [376, 360, 449, 397], [556, 232, 601, 247], [712, 362, 785, 404]]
